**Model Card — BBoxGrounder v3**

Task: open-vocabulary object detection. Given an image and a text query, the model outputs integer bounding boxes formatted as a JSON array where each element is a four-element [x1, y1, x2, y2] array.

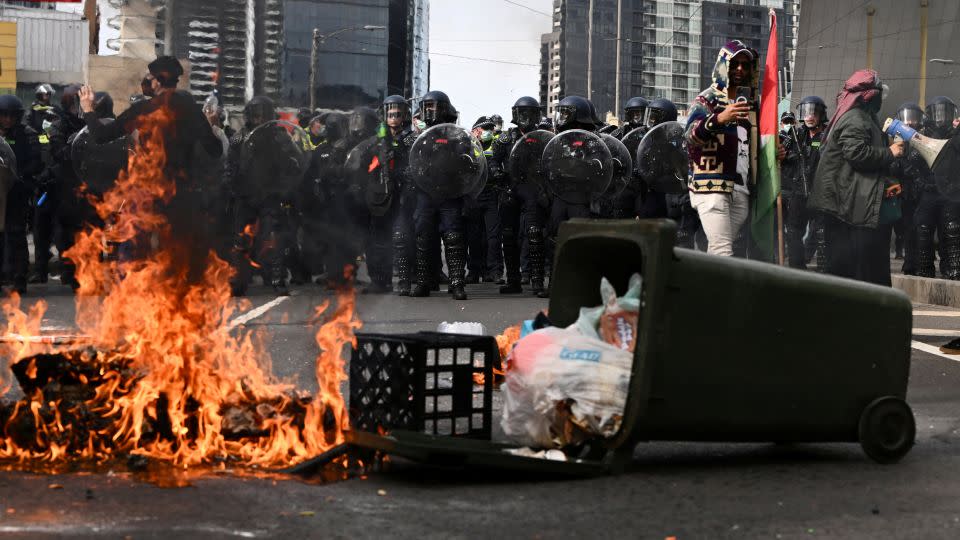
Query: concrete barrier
[[893, 274, 960, 307]]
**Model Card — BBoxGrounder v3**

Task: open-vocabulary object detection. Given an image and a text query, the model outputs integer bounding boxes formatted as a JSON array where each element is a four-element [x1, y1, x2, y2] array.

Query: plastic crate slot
[[473, 351, 485, 367], [456, 348, 471, 365], [425, 373, 435, 390], [472, 413, 484, 429], [437, 395, 452, 413], [472, 392, 484, 409], [438, 348, 454, 366], [437, 418, 452, 435], [437, 372, 453, 389]]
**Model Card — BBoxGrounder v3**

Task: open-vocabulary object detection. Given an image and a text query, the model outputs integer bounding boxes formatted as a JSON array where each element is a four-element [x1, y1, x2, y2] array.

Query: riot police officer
[[0, 95, 42, 294], [780, 95, 827, 269], [27, 84, 57, 134], [409, 90, 470, 300], [465, 116, 502, 284], [545, 96, 602, 267], [224, 96, 293, 295], [610, 97, 648, 140], [919, 96, 959, 278], [491, 113, 504, 136], [353, 103, 397, 294], [491, 96, 550, 297], [371, 95, 416, 295], [890, 102, 928, 276]]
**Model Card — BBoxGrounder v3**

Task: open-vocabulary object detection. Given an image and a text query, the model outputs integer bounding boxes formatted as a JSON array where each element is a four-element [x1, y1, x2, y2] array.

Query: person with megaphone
[[808, 69, 905, 286]]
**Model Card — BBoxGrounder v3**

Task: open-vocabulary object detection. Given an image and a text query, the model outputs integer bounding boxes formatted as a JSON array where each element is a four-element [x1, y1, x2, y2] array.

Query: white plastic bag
[[500, 326, 633, 448]]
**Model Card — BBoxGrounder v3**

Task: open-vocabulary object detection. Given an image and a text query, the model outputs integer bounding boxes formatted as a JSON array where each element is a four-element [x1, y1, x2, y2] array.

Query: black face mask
[[864, 95, 882, 115]]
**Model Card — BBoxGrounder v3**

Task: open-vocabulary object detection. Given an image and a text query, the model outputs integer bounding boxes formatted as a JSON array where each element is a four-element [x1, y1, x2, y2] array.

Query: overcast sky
[[429, 0, 553, 128]]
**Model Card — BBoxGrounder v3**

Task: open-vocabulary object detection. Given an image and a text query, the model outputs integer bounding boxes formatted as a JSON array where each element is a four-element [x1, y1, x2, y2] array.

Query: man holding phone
[[684, 40, 760, 256]]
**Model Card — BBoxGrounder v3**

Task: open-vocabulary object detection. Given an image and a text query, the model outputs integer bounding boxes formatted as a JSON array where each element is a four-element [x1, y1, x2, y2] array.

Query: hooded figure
[[685, 39, 760, 195], [808, 69, 904, 286], [683, 39, 759, 257]]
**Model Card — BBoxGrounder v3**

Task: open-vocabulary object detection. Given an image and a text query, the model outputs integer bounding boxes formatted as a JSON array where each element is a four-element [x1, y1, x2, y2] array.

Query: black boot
[[528, 225, 549, 298], [393, 230, 412, 296], [443, 231, 468, 301], [499, 226, 523, 294], [814, 219, 828, 273], [410, 234, 432, 297], [269, 262, 289, 296], [916, 224, 936, 278], [943, 216, 960, 280]]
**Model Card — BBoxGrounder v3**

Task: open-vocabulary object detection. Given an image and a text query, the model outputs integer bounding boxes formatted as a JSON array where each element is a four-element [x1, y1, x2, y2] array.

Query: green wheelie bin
[[548, 218, 916, 464]]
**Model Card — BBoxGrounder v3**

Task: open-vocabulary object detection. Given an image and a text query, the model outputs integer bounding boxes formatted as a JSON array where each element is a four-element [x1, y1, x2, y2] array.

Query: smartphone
[[735, 86, 754, 107]]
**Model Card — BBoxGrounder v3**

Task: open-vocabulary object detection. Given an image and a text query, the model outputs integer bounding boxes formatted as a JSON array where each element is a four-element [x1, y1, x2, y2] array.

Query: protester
[[808, 69, 904, 286]]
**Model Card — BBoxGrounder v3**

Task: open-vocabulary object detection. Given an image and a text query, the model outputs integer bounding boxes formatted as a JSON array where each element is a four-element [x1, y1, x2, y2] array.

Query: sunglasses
[[386, 111, 404, 119]]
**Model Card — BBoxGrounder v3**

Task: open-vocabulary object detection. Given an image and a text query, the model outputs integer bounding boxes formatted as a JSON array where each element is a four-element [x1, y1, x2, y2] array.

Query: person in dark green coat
[[808, 70, 905, 286]]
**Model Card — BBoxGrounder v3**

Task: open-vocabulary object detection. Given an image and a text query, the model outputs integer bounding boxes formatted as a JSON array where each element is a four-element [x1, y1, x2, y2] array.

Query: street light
[[309, 25, 387, 111]]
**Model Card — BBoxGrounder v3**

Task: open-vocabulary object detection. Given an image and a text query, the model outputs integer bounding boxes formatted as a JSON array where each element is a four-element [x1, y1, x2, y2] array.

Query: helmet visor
[[797, 103, 822, 124], [422, 100, 440, 124], [625, 108, 646, 125], [930, 103, 956, 127], [644, 108, 666, 128], [384, 102, 408, 120], [514, 107, 539, 129], [554, 106, 576, 128], [897, 108, 924, 129]]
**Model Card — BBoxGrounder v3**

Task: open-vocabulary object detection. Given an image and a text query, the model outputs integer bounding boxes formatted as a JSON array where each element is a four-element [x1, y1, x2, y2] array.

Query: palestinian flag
[[752, 9, 781, 262]]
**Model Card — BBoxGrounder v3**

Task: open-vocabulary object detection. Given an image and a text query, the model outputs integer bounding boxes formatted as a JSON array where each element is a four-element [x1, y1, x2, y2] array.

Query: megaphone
[[883, 118, 948, 169], [884, 118, 960, 201]]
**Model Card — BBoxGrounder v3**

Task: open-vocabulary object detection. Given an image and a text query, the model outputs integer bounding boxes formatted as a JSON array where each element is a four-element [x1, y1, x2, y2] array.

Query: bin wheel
[[858, 397, 915, 464]]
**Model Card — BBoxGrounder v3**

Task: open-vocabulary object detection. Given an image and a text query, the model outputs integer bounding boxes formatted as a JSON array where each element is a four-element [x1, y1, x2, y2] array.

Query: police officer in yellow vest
[[0, 95, 42, 294]]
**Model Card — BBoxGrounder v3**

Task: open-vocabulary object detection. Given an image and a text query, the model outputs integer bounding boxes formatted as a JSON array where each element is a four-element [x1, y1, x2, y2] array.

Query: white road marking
[[913, 310, 960, 317], [913, 328, 960, 337], [912, 340, 960, 363], [0, 296, 290, 343], [226, 296, 290, 330]]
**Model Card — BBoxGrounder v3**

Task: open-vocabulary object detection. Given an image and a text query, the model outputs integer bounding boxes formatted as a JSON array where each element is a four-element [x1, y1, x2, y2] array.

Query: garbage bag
[[501, 274, 642, 448], [501, 326, 632, 448]]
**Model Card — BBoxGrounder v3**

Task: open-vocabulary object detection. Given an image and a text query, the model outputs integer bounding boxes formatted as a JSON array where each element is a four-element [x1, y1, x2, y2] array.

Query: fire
[[0, 107, 360, 470]]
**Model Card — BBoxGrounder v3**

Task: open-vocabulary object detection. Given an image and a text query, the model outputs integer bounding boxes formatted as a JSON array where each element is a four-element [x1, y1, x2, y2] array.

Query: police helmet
[[382, 94, 411, 123], [419, 90, 457, 126], [896, 102, 925, 130], [796, 95, 827, 126], [60, 85, 81, 115], [349, 106, 379, 140], [926, 96, 957, 130], [644, 98, 678, 127], [623, 96, 649, 126], [93, 91, 115, 119], [511, 96, 541, 131], [243, 96, 276, 129], [554, 95, 598, 131], [35, 83, 55, 100], [0, 94, 24, 122]]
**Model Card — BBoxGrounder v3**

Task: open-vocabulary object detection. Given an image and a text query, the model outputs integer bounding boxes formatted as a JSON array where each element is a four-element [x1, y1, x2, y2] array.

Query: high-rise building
[[161, 0, 428, 110], [541, 0, 799, 119], [793, 0, 960, 117]]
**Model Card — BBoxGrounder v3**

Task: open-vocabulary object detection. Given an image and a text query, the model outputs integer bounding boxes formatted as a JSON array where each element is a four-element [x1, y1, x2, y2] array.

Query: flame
[[0, 107, 360, 469]]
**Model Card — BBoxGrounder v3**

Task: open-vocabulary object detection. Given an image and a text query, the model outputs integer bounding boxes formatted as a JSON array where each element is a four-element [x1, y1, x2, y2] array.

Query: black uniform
[[1, 123, 42, 292], [780, 125, 824, 269], [409, 90, 469, 300], [490, 126, 550, 296], [915, 123, 959, 278], [83, 88, 224, 285], [890, 146, 930, 275]]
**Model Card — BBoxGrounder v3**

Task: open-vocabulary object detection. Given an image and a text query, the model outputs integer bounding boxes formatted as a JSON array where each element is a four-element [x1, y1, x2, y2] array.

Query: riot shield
[[635, 121, 688, 194], [409, 123, 487, 200], [541, 129, 612, 203], [342, 135, 393, 217], [600, 134, 634, 198], [0, 137, 16, 231], [237, 120, 311, 199], [71, 122, 130, 196], [620, 126, 647, 157], [507, 129, 554, 188], [933, 134, 960, 202]]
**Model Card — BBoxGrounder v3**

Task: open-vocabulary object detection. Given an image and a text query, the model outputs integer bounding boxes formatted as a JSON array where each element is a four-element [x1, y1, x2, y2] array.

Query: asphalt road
[[1, 280, 960, 539]]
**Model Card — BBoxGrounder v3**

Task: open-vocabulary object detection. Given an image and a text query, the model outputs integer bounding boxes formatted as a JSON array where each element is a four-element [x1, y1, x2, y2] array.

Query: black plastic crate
[[349, 332, 498, 440]]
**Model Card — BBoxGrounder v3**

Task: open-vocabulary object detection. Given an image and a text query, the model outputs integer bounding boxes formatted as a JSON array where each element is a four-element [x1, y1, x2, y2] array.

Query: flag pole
[[777, 193, 785, 265]]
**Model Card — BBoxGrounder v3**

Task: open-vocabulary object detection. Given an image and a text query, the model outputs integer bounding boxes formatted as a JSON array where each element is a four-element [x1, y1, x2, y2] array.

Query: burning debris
[[0, 107, 361, 472]]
